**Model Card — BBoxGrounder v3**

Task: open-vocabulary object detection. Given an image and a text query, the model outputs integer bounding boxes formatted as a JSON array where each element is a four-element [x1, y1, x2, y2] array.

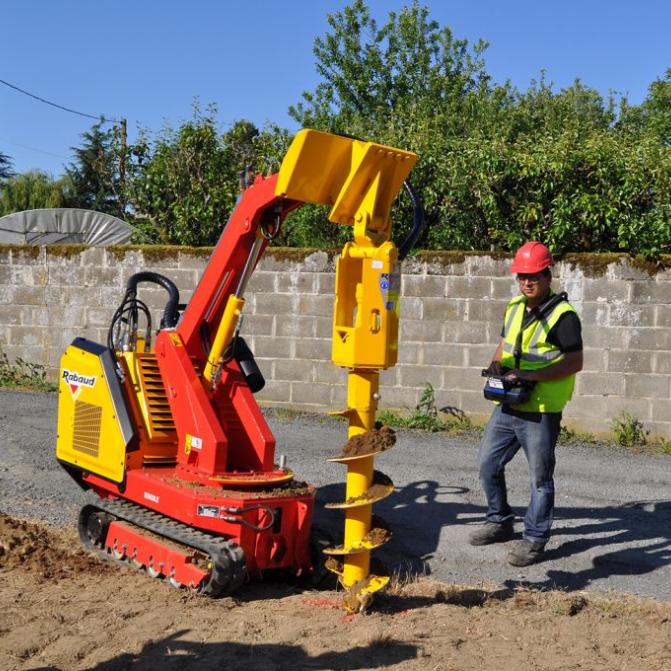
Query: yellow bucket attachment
[[275, 129, 417, 233]]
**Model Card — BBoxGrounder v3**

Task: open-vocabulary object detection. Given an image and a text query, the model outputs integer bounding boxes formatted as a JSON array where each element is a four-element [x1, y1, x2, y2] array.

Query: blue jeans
[[478, 404, 562, 544]]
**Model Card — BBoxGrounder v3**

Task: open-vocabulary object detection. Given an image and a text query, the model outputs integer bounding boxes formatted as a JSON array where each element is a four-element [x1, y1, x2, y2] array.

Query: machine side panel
[[56, 340, 134, 483]]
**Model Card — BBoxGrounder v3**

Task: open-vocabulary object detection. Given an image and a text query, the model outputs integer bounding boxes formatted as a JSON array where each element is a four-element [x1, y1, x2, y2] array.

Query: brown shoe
[[468, 521, 514, 546], [507, 539, 546, 566]]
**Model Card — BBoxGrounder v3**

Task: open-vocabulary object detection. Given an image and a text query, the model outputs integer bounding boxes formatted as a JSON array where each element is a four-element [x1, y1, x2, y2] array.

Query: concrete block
[[298, 294, 334, 317], [240, 314, 274, 337], [48, 304, 86, 329], [402, 275, 446, 298], [629, 280, 669, 305], [651, 399, 671, 423], [582, 348, 606, 372], [457, 390, 494, 414], [79, 247, 105, 268], [446, 276, 491, 300], [656, 305, 671, 328], [379, 367, 398, 388], [467, 300, 507, 324], [302, 251, 333, 273], [624, 374, 669, 399], [290, 381, 333, 406], [12, 286, 45, 306], [649, 421, 671, 440], [604, 397, 653, 421], [177, 250, 211, 270], [276, 272, 316, 294], [444, 321, 488, 344], [245, 272, 276, 293], [490, 278, 518, 301], [421, 343, 467, 367], [656, 352, 671, 375], [583, 279, 630, 302], [48, 265, 88, 286], [84, 265, 121, 287], [561, 394, 608, 419], [422, 297, 466, 322], [11, 246, 45, 266], [397, 343, 419, 364], [252, 336, 292, 359], [1, 344, 49, 366], [399, 297, 422, 320], [399, 365, 443, 389], [465, 344, 499, 368], [20, 305, 51, 326], [9, 326, 47, 347], [581, 325, 630, 350], [313, 360, 347, 385], [608, 303, 656, 328], [377, 385, 419, 410], [0, 246, 11, 265], [607, 350, 655, 374], [580, 302, 609, 328], [443, 366, 484, 392], [6, 265, 48, 287], [400, 319, 442, 343], [47, 327, 84, 348], [314, 317, 332, 339], [295, 338, 330, 361], [577, 372, 624, 397], [467, 254, 511, 277], [276, 315, 315, 338], [86, 308, 116, 328], [255, 294, 296, 316], [628, 328, 671, 351], [317, 273, 335, 295], [0, 305, 21, 325], [275, 358, 312, 382], [256, 380, 290, 403]]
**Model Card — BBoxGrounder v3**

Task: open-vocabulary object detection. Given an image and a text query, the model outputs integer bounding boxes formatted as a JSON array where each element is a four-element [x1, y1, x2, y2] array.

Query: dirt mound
[[0, 512, 113, 581], [339, 425, 396, 458], [2, 514, 671, 671]]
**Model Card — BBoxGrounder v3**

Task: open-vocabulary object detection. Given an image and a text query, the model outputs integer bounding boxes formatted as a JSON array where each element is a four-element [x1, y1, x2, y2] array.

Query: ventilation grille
[[73, 401, 102, 457], [137, 355, 176, 437]]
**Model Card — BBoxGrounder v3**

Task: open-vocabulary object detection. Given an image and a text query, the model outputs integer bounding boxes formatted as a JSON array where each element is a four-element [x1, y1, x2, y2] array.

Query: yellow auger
[[276, 128, 420, 612]]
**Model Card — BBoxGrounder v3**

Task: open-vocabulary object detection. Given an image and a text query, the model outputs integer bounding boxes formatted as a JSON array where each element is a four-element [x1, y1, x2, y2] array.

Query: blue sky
[[1, 1, 669, 176]]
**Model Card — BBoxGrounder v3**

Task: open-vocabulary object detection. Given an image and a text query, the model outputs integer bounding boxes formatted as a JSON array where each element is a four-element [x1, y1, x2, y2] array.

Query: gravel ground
[[1, 389, 670, 601]]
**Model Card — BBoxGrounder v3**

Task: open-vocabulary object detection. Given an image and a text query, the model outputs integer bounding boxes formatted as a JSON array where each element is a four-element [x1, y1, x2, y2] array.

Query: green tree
[[66, 120, 124, 217], [128, 106, 262, 246], [0, 151, 13, 181], [0, 170, 70, 215]]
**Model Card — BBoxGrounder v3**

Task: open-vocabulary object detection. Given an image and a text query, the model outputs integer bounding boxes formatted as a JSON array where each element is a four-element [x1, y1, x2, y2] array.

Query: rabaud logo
[[62, 369, 97, 400]]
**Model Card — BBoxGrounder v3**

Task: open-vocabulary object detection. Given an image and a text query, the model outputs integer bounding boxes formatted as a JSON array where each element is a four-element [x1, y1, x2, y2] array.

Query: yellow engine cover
[[56, 339, 136, 483]]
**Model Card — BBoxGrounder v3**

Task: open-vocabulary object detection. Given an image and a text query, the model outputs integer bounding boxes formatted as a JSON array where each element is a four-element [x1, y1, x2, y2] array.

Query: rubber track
[[84, 493, 246, 596]]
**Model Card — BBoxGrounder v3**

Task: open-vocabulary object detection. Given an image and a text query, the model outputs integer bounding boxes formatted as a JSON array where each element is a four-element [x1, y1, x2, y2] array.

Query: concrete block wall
[[1, 244, 669, 438]]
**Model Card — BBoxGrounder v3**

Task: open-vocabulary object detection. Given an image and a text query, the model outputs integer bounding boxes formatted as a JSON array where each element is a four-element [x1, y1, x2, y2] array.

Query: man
[[469, 241, 583, 566]]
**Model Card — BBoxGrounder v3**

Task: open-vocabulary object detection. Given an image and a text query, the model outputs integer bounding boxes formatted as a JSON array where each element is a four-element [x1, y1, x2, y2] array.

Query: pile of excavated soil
[[1, 514, 671, 671], [339, 426, 397, 458], [0, 513, 113, 581]]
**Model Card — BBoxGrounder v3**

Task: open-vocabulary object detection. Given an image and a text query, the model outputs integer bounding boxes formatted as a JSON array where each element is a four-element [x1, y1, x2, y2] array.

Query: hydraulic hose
[[125, 272, 181, 329]]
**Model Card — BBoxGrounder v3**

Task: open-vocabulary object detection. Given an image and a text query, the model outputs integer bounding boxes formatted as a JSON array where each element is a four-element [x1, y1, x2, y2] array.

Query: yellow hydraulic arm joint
[[277, 129, 417, 612]]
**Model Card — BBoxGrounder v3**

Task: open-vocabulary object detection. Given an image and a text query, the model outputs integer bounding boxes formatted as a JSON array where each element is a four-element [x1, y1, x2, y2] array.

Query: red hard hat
[[510, 241, 553, 274]]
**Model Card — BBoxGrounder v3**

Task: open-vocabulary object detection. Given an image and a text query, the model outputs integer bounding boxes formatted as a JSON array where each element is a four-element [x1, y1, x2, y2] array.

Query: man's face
[[516, 271, 551, 302]]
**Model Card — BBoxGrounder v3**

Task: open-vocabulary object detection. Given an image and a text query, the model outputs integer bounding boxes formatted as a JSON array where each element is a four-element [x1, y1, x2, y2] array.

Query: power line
[[0, 77, 120, 123], [0, 135, 70, 161]]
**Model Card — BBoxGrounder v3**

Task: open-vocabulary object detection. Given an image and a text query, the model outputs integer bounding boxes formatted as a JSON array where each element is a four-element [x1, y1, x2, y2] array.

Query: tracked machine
[[56, 129, 421, 606]]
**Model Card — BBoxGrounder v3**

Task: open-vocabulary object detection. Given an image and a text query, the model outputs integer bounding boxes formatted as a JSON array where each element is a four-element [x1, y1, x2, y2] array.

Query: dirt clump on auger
[[339, 426, 396, 458]]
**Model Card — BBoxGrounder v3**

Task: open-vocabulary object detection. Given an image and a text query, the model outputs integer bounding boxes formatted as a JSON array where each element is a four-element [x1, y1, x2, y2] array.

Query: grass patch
[[0, 348, 56, 392], [379, 384, 479, 435]]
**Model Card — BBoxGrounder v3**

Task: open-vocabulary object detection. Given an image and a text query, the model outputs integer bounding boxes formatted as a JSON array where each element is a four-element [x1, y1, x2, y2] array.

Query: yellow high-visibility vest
[[499, 293, 578, 412]]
